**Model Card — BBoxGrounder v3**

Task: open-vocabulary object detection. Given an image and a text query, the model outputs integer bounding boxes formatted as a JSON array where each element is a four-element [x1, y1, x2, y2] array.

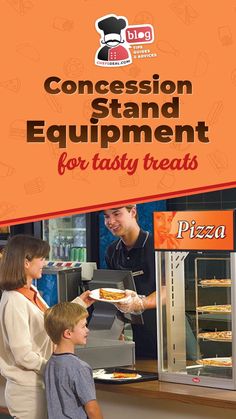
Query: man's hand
[[115, 290, 146, 314]]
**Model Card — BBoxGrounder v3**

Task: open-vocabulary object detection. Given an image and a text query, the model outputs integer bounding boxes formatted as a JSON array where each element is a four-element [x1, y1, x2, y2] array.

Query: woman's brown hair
[[0, 235, 50, 291]]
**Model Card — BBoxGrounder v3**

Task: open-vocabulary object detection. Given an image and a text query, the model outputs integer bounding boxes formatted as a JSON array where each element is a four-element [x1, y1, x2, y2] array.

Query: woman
[[0, 234, 93, 419]]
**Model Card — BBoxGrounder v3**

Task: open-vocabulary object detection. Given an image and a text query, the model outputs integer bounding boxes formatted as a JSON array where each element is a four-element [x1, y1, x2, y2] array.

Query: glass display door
[[43, 214, 87, 262], [156, 250, 236, 389]]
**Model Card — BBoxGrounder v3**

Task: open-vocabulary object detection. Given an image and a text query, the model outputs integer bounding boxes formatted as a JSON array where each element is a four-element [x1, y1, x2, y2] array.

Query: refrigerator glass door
[[43, 214, 86, 262]]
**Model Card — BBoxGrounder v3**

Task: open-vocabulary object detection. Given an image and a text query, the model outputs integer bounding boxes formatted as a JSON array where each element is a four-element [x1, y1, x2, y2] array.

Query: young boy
[[44, 302, 103, 419]]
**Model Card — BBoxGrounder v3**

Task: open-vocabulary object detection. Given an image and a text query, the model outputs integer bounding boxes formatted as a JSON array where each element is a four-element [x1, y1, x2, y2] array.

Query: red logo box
[[125, 24, 154, 44]]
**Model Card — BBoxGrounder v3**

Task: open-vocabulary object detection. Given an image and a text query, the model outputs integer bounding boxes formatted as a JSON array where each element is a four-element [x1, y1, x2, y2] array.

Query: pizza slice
[[198, 331, 232, 341], [197, 358, 232, 367], [199, 279, 231, 287], [196, 305, 231, 313], [112, 372, 138, 379]]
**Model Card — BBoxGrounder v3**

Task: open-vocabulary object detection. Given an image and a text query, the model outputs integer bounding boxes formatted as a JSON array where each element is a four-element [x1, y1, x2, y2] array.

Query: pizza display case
[[154, 209, 236, 389]]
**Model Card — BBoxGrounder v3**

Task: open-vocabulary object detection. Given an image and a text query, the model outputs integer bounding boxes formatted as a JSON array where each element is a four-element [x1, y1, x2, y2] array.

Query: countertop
[[1, 361, 236, 413], [95, 360, 236, 410]]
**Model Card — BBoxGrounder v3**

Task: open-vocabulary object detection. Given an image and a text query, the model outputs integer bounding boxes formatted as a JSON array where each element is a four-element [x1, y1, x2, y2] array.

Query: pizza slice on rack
[[198, 331, 232, 341], [196, 305, 231, 313], [199, 279, 231, 287], [197, 358, 232, 367]]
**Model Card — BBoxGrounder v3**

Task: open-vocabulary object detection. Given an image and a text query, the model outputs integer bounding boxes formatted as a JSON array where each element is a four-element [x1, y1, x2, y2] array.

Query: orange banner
[[154, 210, 234, 250], [1, 1, 236, 224]]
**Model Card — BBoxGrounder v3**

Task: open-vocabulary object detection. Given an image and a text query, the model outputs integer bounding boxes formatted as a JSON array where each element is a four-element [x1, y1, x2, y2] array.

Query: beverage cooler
[[43, 214, 89, 262], [7, 212, 100, 265], [154, 209, 236, 390]]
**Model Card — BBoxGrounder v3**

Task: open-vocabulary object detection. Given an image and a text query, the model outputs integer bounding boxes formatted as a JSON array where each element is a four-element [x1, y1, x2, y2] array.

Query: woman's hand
[[79, 290, 95, 308]]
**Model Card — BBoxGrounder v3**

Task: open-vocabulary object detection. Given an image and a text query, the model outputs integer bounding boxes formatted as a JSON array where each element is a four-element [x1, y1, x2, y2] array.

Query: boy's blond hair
[[44, 302, 88, 344]]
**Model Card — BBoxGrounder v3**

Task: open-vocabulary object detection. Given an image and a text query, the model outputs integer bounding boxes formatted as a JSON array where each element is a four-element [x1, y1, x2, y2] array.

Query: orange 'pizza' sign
[[153, 210, 234, 251]]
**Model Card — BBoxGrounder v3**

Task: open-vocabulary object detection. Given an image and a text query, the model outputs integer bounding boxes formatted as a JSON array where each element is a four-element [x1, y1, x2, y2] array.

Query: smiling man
[[103, 205, 157, 359]]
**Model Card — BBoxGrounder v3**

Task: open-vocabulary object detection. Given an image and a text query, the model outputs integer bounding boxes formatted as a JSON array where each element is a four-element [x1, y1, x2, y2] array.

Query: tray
[[93, 368, 158, 384]]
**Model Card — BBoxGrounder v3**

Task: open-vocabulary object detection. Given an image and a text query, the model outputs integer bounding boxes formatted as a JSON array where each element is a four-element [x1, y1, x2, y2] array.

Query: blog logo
[[95, 14, 132, 67], [95, 14, 155, 67], [125, 25, 154, 44]]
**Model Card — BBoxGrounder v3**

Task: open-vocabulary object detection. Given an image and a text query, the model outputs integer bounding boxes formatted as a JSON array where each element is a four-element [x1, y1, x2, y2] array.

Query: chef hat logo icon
[[95, 14, 132, 67]]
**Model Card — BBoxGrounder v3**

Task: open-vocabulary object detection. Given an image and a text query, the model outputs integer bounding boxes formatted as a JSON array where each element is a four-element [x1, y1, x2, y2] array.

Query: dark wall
[[166, 188, 236, 211]]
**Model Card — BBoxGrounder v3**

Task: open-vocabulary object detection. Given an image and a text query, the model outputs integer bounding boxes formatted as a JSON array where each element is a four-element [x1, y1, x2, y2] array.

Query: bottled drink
[[64, 236, 72, 261], [59, 236, 65, 259], [52, 236, 60, 260]]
